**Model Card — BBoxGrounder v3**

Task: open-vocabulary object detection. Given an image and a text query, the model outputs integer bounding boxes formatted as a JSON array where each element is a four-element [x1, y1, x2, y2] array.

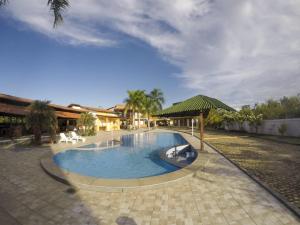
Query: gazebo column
[[199, 112, 204, 151], [187, 118, 190, 127]]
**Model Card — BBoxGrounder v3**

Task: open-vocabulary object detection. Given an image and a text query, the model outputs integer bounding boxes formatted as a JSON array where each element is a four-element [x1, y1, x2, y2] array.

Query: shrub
[[205, 109, 224, 128], [26, 100, 58, 145], [278, 123, 288, 136], [77, 112, 96, 136]]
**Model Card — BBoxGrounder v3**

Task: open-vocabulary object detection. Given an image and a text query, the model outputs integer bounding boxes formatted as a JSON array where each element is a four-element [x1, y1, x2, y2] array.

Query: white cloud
[[4, 0, 300, 107]]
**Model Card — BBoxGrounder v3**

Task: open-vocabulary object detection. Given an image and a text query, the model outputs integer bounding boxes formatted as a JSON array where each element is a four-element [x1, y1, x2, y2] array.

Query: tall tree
[[0, 0, 69, 27], [142, 95, 155, 129], [26, 100, 58, 145], [124, 91, 138, 129], [135, 90, 146, 128], [124, 90, 145, 129], [149, 88, 165, 112], [149, 88, 165, 126], [48, 0, 69, 27]]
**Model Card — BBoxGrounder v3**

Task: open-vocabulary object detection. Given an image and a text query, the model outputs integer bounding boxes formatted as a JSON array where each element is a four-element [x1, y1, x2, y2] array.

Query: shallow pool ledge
[[40, 149, 205, 192]]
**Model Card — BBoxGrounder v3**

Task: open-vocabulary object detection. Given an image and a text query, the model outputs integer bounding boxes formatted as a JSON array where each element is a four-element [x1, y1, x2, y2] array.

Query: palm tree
[[0, 0, 69, 27], [149, 89, 165, 126], [142, 95, 155, 129], [0, 0, 8, 6], [124, 90, 145, 129], [48, 0, 69, 27], [149, 88, 165, 111], [124, 91, 137, 129], [26, 100, 58, 145], [135, 90, 146, 128]]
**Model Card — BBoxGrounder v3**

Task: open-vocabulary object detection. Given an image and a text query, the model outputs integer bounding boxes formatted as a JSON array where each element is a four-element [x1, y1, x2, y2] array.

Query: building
[[68, 104, 120, 132], [155, 95, 235, 150], [108, 104, 148, 128], [0, 93, 120, 138]]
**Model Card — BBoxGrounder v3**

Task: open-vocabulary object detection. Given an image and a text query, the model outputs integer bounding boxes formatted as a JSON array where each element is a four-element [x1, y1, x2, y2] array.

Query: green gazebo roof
[[155, 95, 234, 117]]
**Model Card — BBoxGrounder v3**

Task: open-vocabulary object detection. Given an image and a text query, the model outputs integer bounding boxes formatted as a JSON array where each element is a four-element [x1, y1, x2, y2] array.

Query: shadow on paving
[[1, 129, 300, 225], [0, 137, 139, 225]]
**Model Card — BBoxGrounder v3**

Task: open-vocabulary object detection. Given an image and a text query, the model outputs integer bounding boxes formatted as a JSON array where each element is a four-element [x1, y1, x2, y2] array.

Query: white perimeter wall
[[225, 118, 300, 137]]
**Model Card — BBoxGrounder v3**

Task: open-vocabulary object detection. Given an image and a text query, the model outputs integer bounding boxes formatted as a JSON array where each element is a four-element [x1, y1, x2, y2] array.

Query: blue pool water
[[53, 132, 188, 179]]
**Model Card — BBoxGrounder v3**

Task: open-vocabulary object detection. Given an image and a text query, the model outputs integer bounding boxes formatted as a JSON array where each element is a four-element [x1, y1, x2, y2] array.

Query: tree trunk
[[132, 110, 135, 129], [148, 114, 150, 130], [138, 112, 140, 129], [33, 127, 42, 145]]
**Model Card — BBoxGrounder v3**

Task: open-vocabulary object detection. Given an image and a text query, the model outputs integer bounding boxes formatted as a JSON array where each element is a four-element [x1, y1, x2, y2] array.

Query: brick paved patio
[[0, 130, 299, 225]]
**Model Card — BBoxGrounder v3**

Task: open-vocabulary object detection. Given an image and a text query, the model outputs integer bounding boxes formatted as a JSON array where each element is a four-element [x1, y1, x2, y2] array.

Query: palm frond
[[48, 0, 69, 28], [0, 0, 8, 6]]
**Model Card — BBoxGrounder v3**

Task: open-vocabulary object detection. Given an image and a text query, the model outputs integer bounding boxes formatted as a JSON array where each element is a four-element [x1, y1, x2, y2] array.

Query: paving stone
[[0, 130, 299, 225]]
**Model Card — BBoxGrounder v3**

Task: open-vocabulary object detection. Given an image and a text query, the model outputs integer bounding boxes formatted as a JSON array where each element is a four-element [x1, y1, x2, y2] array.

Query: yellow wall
[[95, 116, 120, 131]]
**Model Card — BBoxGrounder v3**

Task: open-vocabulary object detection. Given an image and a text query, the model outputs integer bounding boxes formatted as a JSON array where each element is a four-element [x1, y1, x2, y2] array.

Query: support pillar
[[199, 112, 204, 151], [191, 118, 194, 136]]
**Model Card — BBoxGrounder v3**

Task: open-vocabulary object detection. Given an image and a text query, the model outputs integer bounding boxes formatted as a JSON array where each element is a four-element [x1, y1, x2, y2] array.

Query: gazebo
[[154, 95, 234, 151]]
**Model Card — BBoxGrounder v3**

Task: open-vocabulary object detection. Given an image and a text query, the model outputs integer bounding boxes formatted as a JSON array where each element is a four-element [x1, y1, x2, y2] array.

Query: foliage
[[0, 0, 69, 27], [236, 107, 255, 130], [205, 109, 224, 128], [0, 0, 8, 6], [254, 94, 300, 119], [124, 90, 146, 128], [149, 88, 165, 112], [207, 94, 300, 133], [48, 0, 69, 27], [77, 112, 96, 136], [278, 123, 288, 136], [222, 110, 236, 126], [206, 107, 263, 133], [26, 100, 58, 145], [142, 95, 155, 128], [248, 113, 263, 133], [144, 88, 165, 128], [124, 89, 165, 129]]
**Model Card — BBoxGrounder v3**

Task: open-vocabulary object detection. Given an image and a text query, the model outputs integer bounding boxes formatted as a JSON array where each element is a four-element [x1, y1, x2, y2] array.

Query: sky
[[0, 0, 300, 109]]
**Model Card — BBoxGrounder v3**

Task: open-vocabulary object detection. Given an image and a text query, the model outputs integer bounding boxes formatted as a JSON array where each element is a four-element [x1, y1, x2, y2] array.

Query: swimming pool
[[53, 132, 190, 179]]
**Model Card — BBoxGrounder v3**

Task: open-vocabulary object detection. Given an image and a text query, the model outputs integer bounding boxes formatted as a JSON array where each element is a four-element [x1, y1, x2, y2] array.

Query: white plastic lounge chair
[[186, 151, 195, 158], [59, 133, 76, 144], [71, 131, 86, 142], [166, 144, 189, 158]]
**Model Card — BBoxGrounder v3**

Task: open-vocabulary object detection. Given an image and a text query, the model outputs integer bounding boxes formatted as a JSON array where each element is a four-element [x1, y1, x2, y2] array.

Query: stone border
[[205, 141, 300, 219], [41, 131, 204, 192], [166, 128, 300, 219]]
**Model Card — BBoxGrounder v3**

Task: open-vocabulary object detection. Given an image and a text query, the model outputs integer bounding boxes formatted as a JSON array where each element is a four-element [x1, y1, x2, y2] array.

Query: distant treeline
[[205, 94, 300, 131], [251, 94, 300, 119]]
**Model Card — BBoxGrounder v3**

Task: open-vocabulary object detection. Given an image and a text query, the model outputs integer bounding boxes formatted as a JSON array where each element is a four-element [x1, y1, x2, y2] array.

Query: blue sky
[[0, 19, 194, 108], [1, 0, 300, 109]]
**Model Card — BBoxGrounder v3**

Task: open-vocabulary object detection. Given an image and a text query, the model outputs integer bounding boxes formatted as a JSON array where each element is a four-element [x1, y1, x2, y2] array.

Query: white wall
[[225, 118, 300, 137]]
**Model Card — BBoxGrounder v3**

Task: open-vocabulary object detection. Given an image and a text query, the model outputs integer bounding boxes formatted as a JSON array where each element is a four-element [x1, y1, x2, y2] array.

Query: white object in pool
[[186, 151, 195, 158], [166, 144, 189, 158]]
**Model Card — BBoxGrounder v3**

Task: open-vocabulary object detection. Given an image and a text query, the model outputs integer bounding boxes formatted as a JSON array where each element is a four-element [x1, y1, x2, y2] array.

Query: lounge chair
[[71, 131, 86, 142], [166, 144, 190, 158], [186, 151, 195, 158], [59, 133, 76, 144]]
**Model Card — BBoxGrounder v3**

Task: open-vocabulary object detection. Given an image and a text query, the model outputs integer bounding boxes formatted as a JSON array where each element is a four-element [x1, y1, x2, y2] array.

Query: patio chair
[[59, 133, 76, 144], [166, 144, 190, 158], [186, 151, 195, 158], [71, 131, 86, 142]]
